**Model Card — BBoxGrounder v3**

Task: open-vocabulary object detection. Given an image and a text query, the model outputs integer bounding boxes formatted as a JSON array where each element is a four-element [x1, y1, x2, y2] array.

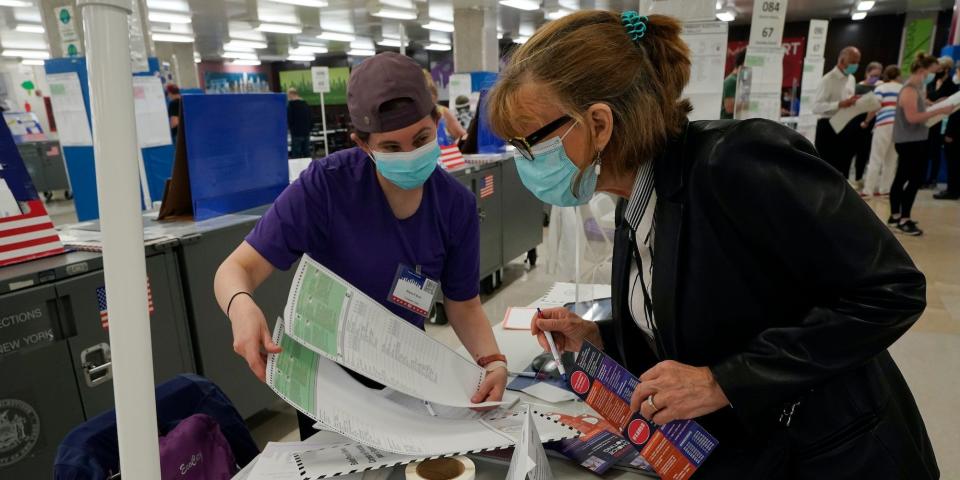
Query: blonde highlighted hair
[[488, 11, 691, 178]]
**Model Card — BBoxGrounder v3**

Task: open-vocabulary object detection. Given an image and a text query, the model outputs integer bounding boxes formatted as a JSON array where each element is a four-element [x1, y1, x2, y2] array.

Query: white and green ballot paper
[[266, 256, 578, 459]]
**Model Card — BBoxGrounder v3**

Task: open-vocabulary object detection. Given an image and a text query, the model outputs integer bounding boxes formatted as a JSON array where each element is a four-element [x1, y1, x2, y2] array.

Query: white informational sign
[[799, 56, 826, 116], [681, 21, 729, 121], [0, 180, 21, 218], [55, 6, 78, 42], [807, 19, 830, 59], [311, 66, 331, 93], [61, 40, 82, 58], [127, 0, 150, 73], [650, 0, 715, 22], [46, 72, 93, 146], [737, 45, 785, 120], [132, 76, 172, 148], [749, 0, 789, 47]]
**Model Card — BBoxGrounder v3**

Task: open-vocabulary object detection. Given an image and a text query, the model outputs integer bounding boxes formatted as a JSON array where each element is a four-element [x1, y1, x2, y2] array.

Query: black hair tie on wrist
[[227, 291, 253, 317]]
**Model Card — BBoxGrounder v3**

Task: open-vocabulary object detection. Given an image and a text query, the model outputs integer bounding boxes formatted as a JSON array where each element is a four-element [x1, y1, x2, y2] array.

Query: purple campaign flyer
[[658, 419, 719, 468], [575, 342, 640, 404]]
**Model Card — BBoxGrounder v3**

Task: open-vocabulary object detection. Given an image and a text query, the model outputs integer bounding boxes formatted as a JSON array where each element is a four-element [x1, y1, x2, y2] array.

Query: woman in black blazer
[[488, 11, 938, 479]]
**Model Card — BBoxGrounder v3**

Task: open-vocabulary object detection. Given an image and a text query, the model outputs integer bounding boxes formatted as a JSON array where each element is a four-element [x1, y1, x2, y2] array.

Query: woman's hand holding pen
[[530, 307, 603, 353]]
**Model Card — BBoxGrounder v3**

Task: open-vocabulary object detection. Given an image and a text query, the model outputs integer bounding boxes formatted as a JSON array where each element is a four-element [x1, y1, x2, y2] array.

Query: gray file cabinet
[[16, 140, 71, 199], [500, 158, 543, 265], [0, 248, 192, 477], [169, 215, 294, 419]]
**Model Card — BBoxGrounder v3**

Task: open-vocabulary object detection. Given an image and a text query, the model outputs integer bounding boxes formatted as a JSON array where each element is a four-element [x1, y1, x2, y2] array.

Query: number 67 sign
[[749, 0, 788, 47]]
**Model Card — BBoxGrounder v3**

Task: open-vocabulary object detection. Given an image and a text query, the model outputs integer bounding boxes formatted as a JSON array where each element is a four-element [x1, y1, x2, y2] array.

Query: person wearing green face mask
[[813, 46, 864, 177]]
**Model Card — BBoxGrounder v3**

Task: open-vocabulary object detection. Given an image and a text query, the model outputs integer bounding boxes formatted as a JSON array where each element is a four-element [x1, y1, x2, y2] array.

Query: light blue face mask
[[372, 140, 440, 190], [514, 124, 599, 207], [845, 63, 859, 75], [924, 72, 936, 85]]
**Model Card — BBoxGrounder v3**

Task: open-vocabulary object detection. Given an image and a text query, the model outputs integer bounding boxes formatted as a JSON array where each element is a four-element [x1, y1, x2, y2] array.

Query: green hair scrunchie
[[621, 11, 648, 43]]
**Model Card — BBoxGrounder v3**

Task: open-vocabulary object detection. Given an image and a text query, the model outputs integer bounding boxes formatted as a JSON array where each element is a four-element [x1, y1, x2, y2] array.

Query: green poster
[[279, 67, 350, 106], [900, 18, 934, 70]]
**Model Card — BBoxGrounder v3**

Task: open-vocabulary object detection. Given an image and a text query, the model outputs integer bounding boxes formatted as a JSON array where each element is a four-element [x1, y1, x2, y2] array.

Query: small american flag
[[0, 199, 65, 267], [480, 174, 494, 198], [439, 145, 465, 171], [98, 279, 155, 330]]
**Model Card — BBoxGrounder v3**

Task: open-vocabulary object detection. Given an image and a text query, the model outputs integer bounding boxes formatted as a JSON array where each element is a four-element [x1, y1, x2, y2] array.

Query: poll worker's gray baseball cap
[[347, 52, 434, 133]]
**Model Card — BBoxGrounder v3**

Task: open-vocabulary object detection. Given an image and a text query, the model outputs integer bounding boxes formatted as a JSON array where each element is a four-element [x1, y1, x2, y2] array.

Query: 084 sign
[[762, 1, 782, 12]]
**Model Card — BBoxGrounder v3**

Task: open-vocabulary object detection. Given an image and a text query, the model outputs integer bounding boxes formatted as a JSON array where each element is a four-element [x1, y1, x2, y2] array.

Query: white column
[[77, 0, 161, 478], [453, 6, 499, 72]]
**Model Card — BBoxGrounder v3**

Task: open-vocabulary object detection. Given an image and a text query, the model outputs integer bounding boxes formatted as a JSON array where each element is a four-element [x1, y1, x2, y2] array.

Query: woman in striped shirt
[[862, 65, 903, 196]]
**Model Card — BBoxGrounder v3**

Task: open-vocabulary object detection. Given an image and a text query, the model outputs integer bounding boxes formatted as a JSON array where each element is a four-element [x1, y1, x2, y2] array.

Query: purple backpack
[[159, 413, 237, 479]]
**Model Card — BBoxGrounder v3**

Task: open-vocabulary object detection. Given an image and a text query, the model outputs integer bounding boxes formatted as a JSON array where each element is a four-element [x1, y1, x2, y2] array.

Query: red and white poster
[[727, 37, 806, 89]]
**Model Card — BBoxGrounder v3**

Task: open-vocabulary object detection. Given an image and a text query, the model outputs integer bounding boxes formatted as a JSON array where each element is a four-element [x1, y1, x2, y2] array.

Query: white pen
[[538, 308, 567, 381]]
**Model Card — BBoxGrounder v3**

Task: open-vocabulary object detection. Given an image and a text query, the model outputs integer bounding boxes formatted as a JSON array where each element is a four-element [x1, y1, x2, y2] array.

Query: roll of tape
[[405, 456, 476, 480]]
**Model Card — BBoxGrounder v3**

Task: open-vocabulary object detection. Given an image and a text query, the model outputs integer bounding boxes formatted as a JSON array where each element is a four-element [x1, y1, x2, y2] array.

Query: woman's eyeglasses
[[508, 115, 572, 161]]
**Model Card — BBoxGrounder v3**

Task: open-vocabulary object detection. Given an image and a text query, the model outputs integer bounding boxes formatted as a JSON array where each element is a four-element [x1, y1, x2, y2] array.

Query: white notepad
[[503, 307, 539, 330]]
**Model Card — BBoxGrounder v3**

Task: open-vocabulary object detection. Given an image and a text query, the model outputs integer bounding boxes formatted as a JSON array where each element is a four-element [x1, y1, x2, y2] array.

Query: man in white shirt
[[814, 46, 862, 177]]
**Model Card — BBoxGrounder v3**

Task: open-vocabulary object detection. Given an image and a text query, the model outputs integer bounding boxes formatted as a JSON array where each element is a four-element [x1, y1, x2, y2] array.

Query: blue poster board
[[44, 57, 174, 221], [181, 93, 288, 220]]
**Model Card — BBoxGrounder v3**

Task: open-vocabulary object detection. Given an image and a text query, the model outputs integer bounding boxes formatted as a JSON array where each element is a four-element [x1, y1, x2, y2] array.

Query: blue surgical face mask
[[514, 124, 598, 207], [845, 63, 859, 75], [924, 72, 936, 85], [372, 140, 440, 190]]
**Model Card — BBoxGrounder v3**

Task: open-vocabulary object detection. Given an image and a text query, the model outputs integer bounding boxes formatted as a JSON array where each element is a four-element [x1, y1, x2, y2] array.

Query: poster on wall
[[899, 16, 935, 70], [127, 0, 149, 73], [204, 71, 269, 94], [682, 21, 728, 121], [431, 59, 454, 102], [132, 76, 172, 148], [728, 38, 804, 89], [447, 73, 475, 129], [737, 45, 785, 120], [278, 67, 349, 106], [46, 72, 92, 147]]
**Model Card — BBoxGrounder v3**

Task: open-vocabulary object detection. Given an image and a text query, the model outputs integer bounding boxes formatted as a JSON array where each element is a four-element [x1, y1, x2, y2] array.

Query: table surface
[[234, 295, 651, 480]]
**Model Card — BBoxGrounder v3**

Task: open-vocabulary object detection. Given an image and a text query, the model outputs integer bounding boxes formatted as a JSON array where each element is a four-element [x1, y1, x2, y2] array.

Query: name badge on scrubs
[[388, 264, 440, 317]]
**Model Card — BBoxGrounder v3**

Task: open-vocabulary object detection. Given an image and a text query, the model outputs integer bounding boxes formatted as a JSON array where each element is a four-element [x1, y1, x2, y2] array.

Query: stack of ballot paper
[[263, 256, 579, 475], [926, 90, 960, 127], [830, 92, 882, 133]]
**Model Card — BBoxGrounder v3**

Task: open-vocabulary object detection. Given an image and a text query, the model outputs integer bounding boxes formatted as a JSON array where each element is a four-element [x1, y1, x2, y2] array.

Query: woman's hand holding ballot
[[471, 367, 508, 409], [530, 307, 603, 354]]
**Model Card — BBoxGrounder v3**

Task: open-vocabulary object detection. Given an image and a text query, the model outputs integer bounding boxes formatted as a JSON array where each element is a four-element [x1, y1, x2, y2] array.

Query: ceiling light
[[425, 43, 452, 51], [15, 24, 44, 34], [512, 36, 530, 44], [856, 1, 875, 10], [21, 59, 44, 66], [423, 20, 455, 32], [230, 59, 261, 66], [256, 23, 302, 34], [377, 38, 404, 47], [223, 51, 259, 60], [318, 31, 356, 42], [229, 26, 266, 42], [152, 32, 195, 43], [370, 7, 417, 20], [380, 0, 414, 7], [0, 1, 32, 6], [148, 11, 192, 24], [226, 39, 268, 50], [287, 55, 315, 62], [851, 11, 867, 20], [715, 8, 736, 22], [499, 0, 540, 11], [544, 8, 573, 20], [497, 32, 503, 39], [2, 50, 50, 59], [290, 46, 328, 55], [146, 0, 190, 12], [270, 0, 328, 6], [347, 48, 376, 56]]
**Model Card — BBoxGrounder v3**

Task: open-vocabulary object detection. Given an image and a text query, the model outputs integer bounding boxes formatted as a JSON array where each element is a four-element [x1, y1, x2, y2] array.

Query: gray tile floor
[[42, 190, 960, 476]]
